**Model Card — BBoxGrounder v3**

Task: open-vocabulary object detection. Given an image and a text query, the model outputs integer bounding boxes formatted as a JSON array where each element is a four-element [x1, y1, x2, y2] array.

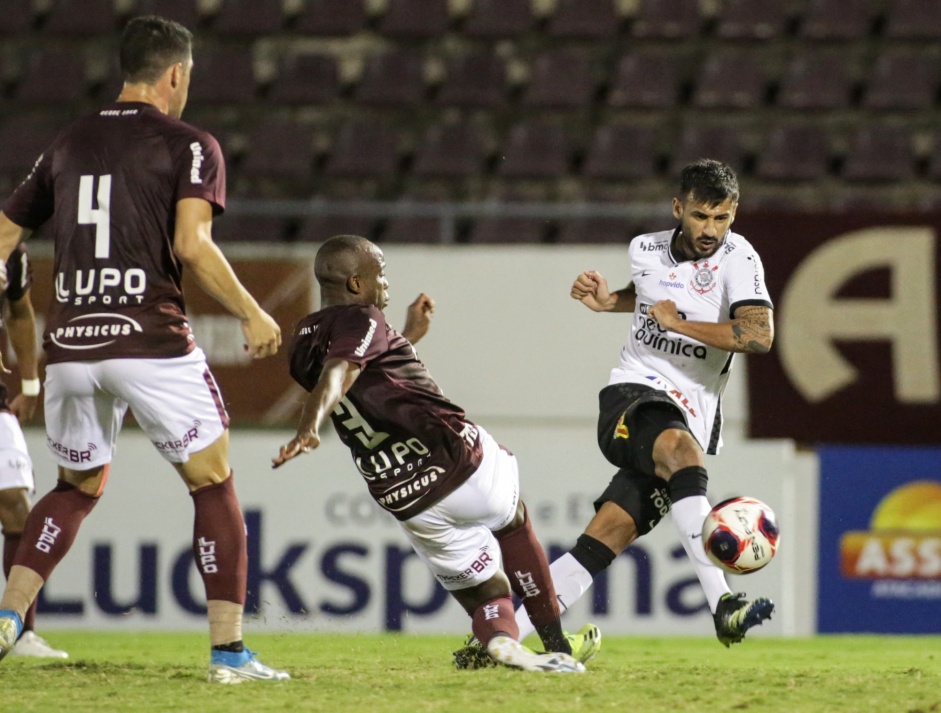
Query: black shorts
[[596, 382, 691, 476]]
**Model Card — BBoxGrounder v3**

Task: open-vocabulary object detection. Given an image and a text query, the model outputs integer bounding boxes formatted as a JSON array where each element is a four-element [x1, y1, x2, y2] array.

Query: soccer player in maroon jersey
[[0, 16, 288, 682], [273, 234, 591, 673], [0, 245, 67, 658]]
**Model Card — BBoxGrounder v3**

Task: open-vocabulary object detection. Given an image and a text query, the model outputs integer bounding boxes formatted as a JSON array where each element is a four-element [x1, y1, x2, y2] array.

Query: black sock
[[569, 534, 616, 577], [212, 640, 245, 653], [535, 621, 572, 655]]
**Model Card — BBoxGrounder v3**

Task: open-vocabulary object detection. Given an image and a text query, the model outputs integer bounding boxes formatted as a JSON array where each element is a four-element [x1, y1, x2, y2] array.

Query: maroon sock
[[13, 480, 99, 582], [190, 474, 246, 605], [471, 596, 518, 647], [496, 507, 561, 628], [3, 532, 37, 631]]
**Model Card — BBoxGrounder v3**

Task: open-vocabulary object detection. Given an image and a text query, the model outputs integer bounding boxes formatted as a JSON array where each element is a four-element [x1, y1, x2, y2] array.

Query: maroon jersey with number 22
[[290, 304, 484, 521]]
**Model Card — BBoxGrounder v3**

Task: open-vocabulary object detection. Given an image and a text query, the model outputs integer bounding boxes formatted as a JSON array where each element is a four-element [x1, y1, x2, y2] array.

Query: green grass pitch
[[4, 632, 939, 713]]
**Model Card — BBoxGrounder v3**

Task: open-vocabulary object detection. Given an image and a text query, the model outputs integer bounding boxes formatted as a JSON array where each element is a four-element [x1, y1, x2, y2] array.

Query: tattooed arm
[[647, 301, 774, 354]]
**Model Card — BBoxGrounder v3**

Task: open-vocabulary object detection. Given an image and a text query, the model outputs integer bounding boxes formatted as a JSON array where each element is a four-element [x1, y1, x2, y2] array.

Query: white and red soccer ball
[[702, 497, 780, 574]]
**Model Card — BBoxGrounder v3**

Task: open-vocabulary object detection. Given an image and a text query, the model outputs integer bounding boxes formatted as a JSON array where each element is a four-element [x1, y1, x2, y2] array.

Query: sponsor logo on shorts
[[47, 437, 96, 463], [153, 421, 201, 453], [438, 546, 494, 584], [50, 313, 144, 351], [614, 413, 630, 440]]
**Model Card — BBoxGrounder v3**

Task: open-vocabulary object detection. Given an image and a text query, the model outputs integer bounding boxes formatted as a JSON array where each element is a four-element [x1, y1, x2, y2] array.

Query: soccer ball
[[701, 497, 780, 575]]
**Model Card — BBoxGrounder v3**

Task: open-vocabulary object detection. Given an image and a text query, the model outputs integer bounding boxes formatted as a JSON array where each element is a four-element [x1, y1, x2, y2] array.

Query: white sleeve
[[726, 249, 773, 314]]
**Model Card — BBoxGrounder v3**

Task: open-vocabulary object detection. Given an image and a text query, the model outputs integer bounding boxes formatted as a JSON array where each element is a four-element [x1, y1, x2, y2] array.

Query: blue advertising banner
[[818, 446, 941, 633]]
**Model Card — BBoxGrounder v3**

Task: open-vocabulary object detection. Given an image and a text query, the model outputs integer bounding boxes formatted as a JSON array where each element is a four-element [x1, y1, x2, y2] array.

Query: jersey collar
[[668, 226, 728, 265]]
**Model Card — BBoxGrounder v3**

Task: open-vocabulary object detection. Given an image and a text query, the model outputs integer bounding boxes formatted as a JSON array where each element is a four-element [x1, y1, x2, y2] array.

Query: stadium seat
[[555, 216, 636, 244], [294, 0, 367, 36], [629, 0, 701, 40], [211, 215, 290, 243], [582, 124, 659, 181], [211, 0, 283, 37], [521, 50, 597, 110], [668, 124, 747, 175], [42, 0, 115, 37], [776, 50, 854, 111], [496, 121, 572, 179], [465, 216, 551, 243], [268, 53, 340, 106], [862, 50, 939, 111], [295, 215, 376, 242], [461, 0, 535, 39], [842, 125, 915, 182], [926, 140, 941, 181], [884, 0, 941, 41], [606, 50, 682, 109], [412, 122, 488, 178], [0, 0, 34, 37], [382, 216, 444, 243], [691, 50, 769, 109], [714, 0, 788, 41], [0, 115, 62, 192], [547, 0, 619, 40], [754, 123, 831, 181], [239, 118, 317, 184], [324, 120, 401, 179], [377, 0, 450, 39], [353, 50, 427, 108], [136, 0, 201, 28], [15, 48, 88, 106], [187, 47, 257, 105], [798, 0, 872, 41], [435, 52, 508, 109]]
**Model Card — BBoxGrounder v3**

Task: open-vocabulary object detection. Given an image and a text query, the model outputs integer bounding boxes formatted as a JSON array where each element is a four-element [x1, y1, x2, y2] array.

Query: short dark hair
[[679, 159, 740, 206], [120, 16, 193, 85]]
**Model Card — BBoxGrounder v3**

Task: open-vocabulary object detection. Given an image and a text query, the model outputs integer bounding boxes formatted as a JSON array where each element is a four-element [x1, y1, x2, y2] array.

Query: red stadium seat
[[268, 53, 340, 106], [842, 125, 915, 182], [136, 0, 201, 29], [465, 216, 551, 244], [0, 0, 34, 37], [377, 0, 450, 39], [668, 124, 747, 175], [211, 215, 290, 243], [15, 48, 88, 105], [798, 0, 872, 41], [382, 216, 444, 243], [412, 122, 488, 178], [714, 0, 788, 41], [884, 0, 941, 40], [188, 47, 257, 105], [582, 124, 659, 181], [240, 118, 317, 183], [461, 0, 535, 39], [435, 52, 508, 109], [776, 50, 854, 111], [862, 50, 939, 111], [295, 0, 367, 36], [496, 122, 572, 179], [295, 215, 376, 242], [211, 0, 283, 37], [547, 0, 619, 40], [324, 120, 401, 179], [521, 50, 598, 110], [629, 0, 701, 40], [606, 51, 682, 109], [43, 0, 116, 37], [754, 123, 831, 181], [353, 50, 427, 108], [691, 49, 770, 109], [556, 217, 635, 244]]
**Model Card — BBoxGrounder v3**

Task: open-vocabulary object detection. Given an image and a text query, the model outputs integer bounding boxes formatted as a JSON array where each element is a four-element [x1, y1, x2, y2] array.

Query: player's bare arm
[[0, 213, 31, 264], [571, 270, 636, 312], [649, 300, 774, 354], [6, 287, 39, 422], [272, 357, 362, 468], [401, 293, 435, 344], [173, 197, 282, 359]]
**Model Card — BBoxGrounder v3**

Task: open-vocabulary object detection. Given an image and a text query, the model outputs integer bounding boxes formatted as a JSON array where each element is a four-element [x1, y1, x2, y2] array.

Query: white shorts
[[44, 348, 230, 468], [0, 411, 33, 492], [400, 427, 520, 591]]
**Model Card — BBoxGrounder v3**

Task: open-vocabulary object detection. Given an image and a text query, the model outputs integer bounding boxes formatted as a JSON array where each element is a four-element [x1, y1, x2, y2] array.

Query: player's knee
[[652, 426, 702, 477]]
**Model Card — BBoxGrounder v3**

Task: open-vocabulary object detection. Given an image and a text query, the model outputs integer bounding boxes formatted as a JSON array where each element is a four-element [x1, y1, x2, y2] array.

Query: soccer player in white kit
[[512, 159, 776, 648]]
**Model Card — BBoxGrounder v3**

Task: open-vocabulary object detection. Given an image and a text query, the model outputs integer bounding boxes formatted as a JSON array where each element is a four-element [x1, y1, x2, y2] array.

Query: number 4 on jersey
[[78, 174, 112, 259]]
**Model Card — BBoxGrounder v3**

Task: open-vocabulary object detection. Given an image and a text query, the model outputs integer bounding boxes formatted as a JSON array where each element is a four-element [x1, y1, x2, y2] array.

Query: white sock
[[670, 495, 731, 613], [514, 553, 594, 641]]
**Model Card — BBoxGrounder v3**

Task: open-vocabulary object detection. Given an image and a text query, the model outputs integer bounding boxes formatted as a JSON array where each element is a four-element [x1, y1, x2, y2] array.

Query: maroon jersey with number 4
[[290, 304, 484, 521], [1, 102, 226, 363]]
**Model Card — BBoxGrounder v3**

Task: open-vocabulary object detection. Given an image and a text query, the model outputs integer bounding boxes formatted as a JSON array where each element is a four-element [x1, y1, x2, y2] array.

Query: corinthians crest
[[691, 261, 719, 294]]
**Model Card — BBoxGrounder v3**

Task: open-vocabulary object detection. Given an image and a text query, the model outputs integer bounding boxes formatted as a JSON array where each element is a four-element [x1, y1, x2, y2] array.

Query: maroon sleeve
[[326, 305, 390, 366], [174, 130, 226, 214], [1, 150, 55, 230]]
